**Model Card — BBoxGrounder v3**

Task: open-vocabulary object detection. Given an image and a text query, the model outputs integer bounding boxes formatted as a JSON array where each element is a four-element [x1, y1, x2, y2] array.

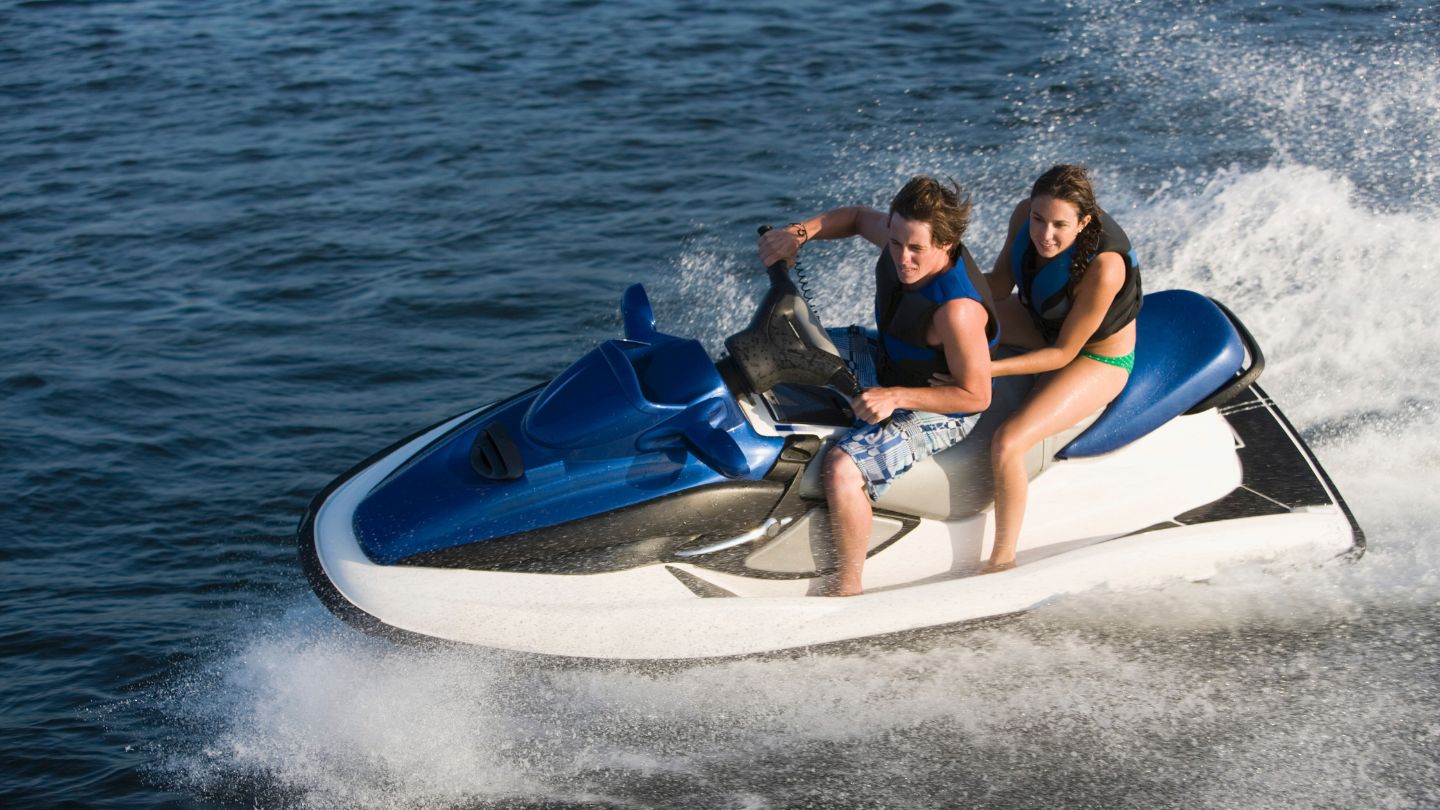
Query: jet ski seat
[[800, 290, 1258, 520], [1060, 289, 1253, 458]]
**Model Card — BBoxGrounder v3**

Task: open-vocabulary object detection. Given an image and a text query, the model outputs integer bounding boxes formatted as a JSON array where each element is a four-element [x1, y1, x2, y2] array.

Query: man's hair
[[889, 175, 973, 260]]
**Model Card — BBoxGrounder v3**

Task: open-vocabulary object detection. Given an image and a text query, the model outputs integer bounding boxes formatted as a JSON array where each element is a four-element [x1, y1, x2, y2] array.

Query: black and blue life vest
[[874, 242, 999, 389], [1009, 209, 1142, 344]]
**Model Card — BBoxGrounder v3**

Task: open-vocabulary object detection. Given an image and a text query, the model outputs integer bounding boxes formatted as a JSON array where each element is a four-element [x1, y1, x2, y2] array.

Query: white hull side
[[309, 407, 1357, 660]]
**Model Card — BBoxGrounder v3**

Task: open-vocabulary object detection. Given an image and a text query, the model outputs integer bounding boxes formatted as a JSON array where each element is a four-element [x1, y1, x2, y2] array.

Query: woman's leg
[[987, 356, 1130, 570]]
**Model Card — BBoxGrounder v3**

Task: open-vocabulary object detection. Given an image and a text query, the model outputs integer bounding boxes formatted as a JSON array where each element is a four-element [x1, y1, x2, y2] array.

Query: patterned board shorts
[[828, 327, 981, 500]]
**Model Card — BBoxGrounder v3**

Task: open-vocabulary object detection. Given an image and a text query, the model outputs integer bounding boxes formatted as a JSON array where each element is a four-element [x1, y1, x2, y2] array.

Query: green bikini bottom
[[1079, 348, 1135, 374]]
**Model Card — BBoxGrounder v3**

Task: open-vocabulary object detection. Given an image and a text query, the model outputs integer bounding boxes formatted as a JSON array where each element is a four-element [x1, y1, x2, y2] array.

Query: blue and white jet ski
[[298, 258, 1364, 660]]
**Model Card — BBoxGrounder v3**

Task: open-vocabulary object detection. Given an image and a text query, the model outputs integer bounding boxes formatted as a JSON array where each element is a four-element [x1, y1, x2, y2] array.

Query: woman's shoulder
[[1093, 208, 1135, 258], [1004, 198, 1030, 236], [1082, 250, 1128, 291], [1095, 208, 1129, 237]]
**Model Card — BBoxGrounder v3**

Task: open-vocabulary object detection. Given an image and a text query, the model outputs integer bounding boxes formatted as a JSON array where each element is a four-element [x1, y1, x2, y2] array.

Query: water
[[3, 0, 1437, 806]]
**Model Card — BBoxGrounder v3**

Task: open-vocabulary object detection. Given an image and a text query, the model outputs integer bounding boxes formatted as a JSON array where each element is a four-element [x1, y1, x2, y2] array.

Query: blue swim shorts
[[828, 327, 981, 500]]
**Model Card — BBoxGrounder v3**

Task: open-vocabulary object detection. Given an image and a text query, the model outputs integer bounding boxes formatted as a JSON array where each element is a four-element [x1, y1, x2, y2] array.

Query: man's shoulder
[[930, 296, 989, 340]]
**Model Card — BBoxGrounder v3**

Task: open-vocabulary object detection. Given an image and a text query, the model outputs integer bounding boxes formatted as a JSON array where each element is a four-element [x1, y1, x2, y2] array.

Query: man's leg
[[823, 410, 980, 595], [821, 446, 871, 597]]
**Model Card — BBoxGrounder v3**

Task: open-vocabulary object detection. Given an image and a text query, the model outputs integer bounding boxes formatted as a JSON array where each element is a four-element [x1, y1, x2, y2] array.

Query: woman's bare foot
[[980, 559, 1016, 575]]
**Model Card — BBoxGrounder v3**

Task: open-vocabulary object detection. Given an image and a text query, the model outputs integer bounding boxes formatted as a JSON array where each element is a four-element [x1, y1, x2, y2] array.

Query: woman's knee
[[990, 421, 1032, 466], [996, 298, 1046, 351]]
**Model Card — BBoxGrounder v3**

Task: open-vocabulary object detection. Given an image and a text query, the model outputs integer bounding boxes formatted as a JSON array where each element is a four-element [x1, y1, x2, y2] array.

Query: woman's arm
[[985, 199, 1030, 301], [757, 206, 889, 268], [989, 251, 1127, 377]]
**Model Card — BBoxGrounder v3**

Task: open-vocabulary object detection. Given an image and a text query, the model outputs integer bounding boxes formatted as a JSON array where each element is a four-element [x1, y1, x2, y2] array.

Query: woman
[[975, 164, 1141, 572]]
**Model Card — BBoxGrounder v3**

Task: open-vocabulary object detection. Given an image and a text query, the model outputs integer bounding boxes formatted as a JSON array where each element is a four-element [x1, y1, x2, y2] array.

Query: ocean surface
[[4, 0, 1438, 807]]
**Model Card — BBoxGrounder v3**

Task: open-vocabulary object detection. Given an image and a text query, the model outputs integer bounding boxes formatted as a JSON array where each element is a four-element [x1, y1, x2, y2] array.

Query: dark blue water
[[4, 1, 1438, 807]]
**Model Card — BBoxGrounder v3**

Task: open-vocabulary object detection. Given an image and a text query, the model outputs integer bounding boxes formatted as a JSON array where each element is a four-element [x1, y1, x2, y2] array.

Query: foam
[[151, 2, 1440, 805]]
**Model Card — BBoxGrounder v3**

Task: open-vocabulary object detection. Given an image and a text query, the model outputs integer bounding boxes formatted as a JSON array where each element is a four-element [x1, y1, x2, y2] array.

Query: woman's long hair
[[1030, 164, 1101, 284]]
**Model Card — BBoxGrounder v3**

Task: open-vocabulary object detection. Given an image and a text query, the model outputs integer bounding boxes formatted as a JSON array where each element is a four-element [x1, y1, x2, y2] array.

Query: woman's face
[[888, 215, 954, 286], [1028, 195, 1092, 259]]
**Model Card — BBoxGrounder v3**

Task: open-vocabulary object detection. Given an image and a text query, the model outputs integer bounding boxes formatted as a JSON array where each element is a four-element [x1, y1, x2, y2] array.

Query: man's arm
[[758, 206, 889, 268], [850, 297, 992, 422]]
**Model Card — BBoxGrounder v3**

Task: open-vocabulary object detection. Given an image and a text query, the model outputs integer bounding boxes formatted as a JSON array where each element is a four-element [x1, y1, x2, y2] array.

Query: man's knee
[[823, 446, 863, 492]]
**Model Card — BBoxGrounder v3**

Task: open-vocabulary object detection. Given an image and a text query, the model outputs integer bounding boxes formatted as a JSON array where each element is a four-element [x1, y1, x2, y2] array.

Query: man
[[758, 176, 997, 596]]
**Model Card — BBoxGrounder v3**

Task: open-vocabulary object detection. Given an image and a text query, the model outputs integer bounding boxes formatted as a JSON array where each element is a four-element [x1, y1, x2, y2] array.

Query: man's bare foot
[[816, 575, 864, 597], [980, 559, 1016, 575]]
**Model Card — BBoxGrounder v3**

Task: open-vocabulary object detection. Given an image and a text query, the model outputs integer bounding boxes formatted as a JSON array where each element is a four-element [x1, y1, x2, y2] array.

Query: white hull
[[303, 386, 1361, 660]]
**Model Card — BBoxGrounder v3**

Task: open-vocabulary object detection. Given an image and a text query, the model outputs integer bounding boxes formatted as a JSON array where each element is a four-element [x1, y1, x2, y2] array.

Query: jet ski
[[297, 256, 1364, 661]]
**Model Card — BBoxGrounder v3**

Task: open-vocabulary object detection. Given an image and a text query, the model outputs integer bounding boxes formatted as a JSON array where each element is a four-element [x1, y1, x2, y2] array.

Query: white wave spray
[[151, 2, 1440, 807]]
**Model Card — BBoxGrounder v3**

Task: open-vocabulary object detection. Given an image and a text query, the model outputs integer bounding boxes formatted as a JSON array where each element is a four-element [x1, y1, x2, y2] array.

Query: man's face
[[888, 215, 953, 286]]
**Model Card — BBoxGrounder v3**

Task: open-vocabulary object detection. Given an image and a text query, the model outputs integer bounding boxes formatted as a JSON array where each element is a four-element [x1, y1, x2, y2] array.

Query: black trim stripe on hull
[[1125, 383, 1364, 554]]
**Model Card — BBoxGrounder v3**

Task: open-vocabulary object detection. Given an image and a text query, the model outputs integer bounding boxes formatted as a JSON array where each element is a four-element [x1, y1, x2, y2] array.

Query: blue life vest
[[1009, 209, 1142, 344], [874, 242, 999, 389]]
